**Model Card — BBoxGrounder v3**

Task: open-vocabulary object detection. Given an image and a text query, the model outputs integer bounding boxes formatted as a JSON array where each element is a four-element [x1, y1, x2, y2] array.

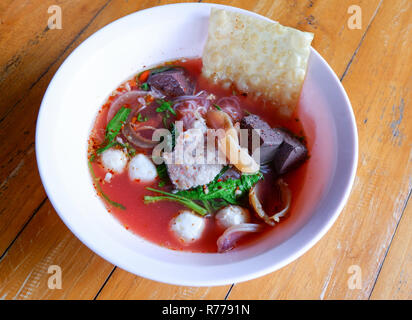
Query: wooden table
[[0, 0, 410, 300]]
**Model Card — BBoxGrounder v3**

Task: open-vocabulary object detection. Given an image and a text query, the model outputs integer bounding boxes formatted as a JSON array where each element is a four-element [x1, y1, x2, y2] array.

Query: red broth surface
[[88, 58, 311, 253]]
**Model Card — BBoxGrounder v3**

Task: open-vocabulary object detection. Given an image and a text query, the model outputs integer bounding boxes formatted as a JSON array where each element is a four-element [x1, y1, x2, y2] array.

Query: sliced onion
[[107, 90, 155, 123], [217, 223, 263, 253], [175, 98, 211, 129], [174, 98, 211, 114], [216, 96, 243, 121], [249, 179, 292, 226], [122, 124, 159, 148], [217, 96, 240, 108], [172, 90, 208, 102]]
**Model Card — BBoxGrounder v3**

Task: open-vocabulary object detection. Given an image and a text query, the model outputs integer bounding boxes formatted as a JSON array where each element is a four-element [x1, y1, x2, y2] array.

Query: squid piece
[[206, 110, 259, 174], [249, 179, 291, 226]]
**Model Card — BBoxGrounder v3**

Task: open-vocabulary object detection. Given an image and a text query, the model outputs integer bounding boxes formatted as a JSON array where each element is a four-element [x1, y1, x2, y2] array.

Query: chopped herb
[[88, 160, 125, 210], [156, 163, 169, 181], [124, 143, 136, 157], [149, 65, 176, 75], [170, 123, 179, 150], [143, 166, 262, 214], [156, 100, 176, 115], [155, 100, 175, 129], [207, 198, 230, 211], [96, 141, 119, 156], [144, 188, 208, 216], [137, 113, 147, 122], [213, 104, 222, 111], [95, 140, 135, 158], [158, 181, 166, 188], [105, 106, 131, 142], [90, 107, 133, 159], [176, 170, 263, 206], [140, 83, 149, 91]]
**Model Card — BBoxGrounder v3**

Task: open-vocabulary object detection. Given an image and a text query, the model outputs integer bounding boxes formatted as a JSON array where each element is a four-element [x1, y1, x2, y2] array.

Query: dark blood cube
[[272, 129, 308, 175], [240, 114, 284, 165], [147, 67, 195, 98]]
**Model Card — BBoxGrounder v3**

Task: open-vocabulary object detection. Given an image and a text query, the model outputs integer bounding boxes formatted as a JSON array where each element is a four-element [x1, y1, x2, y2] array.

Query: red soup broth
[[89, 58, 318, 253]]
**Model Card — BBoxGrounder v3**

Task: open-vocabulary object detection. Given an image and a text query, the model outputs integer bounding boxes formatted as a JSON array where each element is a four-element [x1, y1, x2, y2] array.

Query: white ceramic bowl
[[36, 3, 357, 286]]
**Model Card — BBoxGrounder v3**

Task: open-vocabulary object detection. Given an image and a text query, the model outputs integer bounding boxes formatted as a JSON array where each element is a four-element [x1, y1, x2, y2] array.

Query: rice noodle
[[172, 90, 208, 102], [216, 96, 243, 121], [217, 223, 263, 253], [174, 98, 211, 114], [249, 179, 291, 226], [217, 96, 240, 108], [174, 96, 212, 129], [137, 97, 146, 105]]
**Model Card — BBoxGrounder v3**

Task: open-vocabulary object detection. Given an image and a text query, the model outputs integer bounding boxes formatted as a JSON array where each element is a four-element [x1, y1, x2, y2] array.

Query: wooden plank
[[0, 0, 109, 121], [227, 0, 411, 299], [370, 199, 412, 300], [0, 201, 114, 299], [0, 147, 46, 254], [96, 270, 230, 300], [0, 0, 180, 254], [0, 0, 110, 254]]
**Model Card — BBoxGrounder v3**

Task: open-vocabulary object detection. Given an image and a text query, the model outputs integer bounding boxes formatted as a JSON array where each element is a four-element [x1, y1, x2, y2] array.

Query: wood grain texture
[[96, 270, 230, 300], [0, 0, 410, 300], [0, 201, 114, 299], [370, 199, 412, 299], [0, 0, 110, 255], [227, 0, 411, 299], [0, 0, 110, 120], [0, 0, 190, 254]]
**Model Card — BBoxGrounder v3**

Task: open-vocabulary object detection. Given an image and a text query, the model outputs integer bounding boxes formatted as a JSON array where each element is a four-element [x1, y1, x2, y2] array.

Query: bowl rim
[[36, 2, 358, 286]]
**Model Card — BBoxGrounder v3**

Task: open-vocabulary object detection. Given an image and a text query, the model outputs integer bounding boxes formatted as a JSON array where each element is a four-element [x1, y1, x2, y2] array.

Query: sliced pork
[[163, 127, 224, 190]]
